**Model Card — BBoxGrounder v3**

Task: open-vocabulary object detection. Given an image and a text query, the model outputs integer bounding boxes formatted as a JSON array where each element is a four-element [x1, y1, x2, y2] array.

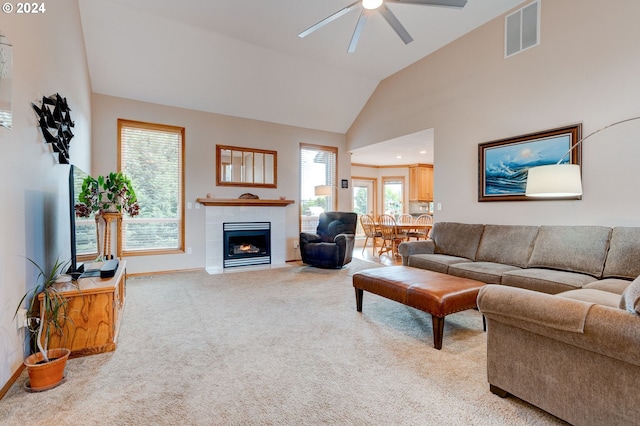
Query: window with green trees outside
[[118, 119, 185, 254]]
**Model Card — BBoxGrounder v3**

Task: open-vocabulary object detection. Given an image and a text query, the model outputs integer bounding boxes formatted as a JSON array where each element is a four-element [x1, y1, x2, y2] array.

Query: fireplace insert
[[223, 222, 271, 268]]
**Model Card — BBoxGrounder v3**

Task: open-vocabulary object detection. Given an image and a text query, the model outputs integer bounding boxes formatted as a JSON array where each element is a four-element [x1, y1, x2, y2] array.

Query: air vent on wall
[[505, 0, 540, 58]]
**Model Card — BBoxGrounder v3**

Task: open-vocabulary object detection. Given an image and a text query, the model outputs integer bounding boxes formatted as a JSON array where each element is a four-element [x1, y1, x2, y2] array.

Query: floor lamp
[[315, 185, 332, 211], [525, 116, 640, 198]]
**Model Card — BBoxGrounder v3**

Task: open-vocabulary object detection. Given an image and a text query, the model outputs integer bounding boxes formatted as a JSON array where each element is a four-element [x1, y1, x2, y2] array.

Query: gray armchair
[[300, 212, 357, 268]]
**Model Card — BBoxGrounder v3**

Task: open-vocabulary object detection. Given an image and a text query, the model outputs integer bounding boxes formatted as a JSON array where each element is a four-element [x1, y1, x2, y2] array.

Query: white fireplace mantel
[[196, 198, 294, 207], [200, 200, 294, 274]]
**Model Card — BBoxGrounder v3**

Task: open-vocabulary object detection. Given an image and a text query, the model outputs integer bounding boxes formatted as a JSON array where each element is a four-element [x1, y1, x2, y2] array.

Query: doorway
[[352, 177, 376, 237]]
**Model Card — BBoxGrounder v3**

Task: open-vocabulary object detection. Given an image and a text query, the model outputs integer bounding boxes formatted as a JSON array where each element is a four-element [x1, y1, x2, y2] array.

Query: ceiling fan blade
[[298, 1, 361, 38], [379, 4, 413, 45], [348, 10, 370, 53], [386, 0, 467, 8]]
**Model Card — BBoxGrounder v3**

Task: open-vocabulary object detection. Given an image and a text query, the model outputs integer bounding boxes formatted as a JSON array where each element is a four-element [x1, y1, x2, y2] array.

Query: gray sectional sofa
[[398, 222, 640, 303], [398, 222, 640, 425]]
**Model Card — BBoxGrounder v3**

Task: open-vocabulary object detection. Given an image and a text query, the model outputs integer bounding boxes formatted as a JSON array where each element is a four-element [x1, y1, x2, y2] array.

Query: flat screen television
[[68, 165, 97, 278]]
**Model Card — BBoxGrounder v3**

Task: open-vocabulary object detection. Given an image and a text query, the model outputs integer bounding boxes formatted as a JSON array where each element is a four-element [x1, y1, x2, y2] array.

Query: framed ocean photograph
[[478, 124, 582, 201]]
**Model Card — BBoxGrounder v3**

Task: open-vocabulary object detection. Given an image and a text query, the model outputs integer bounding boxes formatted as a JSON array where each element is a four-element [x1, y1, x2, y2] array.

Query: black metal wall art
[[32, 93, 74, 164]]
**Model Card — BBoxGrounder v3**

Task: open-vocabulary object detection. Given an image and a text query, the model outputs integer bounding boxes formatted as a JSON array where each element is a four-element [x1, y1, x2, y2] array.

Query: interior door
[[352, 178, 376, 237]]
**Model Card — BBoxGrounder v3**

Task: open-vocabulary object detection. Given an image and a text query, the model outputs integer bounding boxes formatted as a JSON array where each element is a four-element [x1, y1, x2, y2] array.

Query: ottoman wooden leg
[[432, 316, 445, 350], [355, 288, 363, 312]]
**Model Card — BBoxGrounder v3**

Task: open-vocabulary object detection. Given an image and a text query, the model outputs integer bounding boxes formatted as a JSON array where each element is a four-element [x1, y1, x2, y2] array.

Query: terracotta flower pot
[[24, 348, 71, 391]]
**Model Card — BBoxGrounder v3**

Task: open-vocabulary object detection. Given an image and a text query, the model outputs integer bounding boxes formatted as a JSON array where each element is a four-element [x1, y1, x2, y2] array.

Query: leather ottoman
[[353, 266, 485, 349]]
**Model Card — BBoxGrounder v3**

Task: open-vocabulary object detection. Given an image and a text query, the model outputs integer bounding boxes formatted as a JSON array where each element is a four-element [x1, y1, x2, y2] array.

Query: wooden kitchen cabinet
[[409, 164, 433, 201], [39, 261, 126, 357]]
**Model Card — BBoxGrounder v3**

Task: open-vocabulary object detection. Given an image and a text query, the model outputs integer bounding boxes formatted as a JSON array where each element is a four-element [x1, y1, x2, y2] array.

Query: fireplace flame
[[232, 243, 260, 254]]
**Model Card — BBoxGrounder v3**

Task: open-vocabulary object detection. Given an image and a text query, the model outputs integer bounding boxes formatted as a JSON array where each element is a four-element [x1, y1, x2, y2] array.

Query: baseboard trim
[[126, 267, 205, 278], [0, 363, 25, 401]]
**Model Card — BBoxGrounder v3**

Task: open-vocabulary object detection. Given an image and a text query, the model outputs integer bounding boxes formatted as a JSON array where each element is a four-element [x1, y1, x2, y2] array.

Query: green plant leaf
[[15, 256, 77, 358]]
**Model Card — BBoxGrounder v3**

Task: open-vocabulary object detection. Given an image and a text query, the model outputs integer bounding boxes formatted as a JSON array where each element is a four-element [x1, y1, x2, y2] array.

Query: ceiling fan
[[298, 0, 468, 53]]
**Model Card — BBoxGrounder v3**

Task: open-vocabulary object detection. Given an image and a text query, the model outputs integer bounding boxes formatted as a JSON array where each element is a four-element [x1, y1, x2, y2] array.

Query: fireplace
[[223, 222, 271, 268], [201, 201, 289, 274]]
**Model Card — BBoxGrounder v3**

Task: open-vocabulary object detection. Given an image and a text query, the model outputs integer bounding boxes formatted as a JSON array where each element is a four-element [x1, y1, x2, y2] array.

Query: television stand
[[39, 260, 127, 357]]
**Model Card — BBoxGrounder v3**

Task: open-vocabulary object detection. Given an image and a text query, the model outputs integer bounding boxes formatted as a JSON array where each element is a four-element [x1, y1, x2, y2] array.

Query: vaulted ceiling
[[78, 0, 524, 137]]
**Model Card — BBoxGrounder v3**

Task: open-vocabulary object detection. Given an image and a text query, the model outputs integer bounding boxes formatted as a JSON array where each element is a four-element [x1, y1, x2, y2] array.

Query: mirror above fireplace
[[216, 144, 277, 188]]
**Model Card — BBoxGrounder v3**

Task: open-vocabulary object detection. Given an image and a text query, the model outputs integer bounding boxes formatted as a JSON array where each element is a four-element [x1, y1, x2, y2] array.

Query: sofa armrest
[[397, 239, 435, 265], [478, 285, 640, 367]]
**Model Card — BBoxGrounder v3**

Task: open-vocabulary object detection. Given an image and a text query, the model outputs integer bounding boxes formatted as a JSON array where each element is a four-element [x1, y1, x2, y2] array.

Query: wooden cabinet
[[40, 261, 126, 357], [409, 164, 433, 201]]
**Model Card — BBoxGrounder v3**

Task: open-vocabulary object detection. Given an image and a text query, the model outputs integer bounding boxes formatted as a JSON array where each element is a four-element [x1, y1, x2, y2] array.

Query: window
[[118, 119, 185, 255], [382, 176, 405, 216], [299, 143, 337, 233]]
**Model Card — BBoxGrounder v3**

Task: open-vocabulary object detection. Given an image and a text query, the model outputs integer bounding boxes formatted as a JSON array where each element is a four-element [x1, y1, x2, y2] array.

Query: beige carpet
[[0, 259, 565, 425]]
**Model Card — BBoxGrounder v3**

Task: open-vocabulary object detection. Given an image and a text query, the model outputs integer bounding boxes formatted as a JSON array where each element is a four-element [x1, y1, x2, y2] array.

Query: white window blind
[[300, 144, 337, 233], [118, 120, 184, 254]]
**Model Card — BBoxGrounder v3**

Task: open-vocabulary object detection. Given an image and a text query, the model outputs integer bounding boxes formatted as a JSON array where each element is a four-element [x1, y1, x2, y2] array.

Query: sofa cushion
[[431, 222, 484, 261], [475, 225, 539, 268], [559, 289, 621, 309], [502, 268, 596, 294], [407, 254, 470, 274], [448, 261, 521, 284], [619, 276, 640, 315], [603, 227, 640, 279], [583, 278, 632, 295], [527, 226, 612, 278]]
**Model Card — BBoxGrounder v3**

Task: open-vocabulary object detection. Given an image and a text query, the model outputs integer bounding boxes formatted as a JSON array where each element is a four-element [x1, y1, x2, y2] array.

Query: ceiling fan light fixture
[[362, 0, 383, 10], [299, 0, 467, 52]]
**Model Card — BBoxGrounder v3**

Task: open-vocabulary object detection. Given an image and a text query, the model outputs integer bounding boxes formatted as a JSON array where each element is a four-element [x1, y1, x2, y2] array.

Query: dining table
[[395, 223, 432, 232], [373, 221, 433, 257]]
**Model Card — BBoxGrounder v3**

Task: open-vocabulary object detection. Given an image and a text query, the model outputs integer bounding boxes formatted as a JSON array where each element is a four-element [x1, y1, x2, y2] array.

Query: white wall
[[0, 0, 92, 390], [347, 0, 640, 227], [91, 94, 349, 273]]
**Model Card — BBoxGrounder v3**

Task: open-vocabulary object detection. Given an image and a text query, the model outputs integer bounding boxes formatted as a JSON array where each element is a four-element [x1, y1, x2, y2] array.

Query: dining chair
[[397, 213, 414, 225], [359, 214, 381, 256], [407, 214, 433, 240], [377, 214, 407, 258]]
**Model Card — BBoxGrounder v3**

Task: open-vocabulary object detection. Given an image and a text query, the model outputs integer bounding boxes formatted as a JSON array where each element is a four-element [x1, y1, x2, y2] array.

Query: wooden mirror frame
[[216, 145, 277, 188]]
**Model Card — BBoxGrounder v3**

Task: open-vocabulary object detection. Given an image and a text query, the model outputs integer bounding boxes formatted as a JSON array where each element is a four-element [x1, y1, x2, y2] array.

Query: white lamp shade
[[314, 185, 332, 197], [362, 0, 383, 9], [525, 164, 583, 197]]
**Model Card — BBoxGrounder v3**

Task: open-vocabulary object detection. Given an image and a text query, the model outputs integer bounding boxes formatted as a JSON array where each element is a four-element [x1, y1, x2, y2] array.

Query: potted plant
[[14, 257, 77, 391], [75, 172, 140, 260], [76, 171, 140, 217]]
